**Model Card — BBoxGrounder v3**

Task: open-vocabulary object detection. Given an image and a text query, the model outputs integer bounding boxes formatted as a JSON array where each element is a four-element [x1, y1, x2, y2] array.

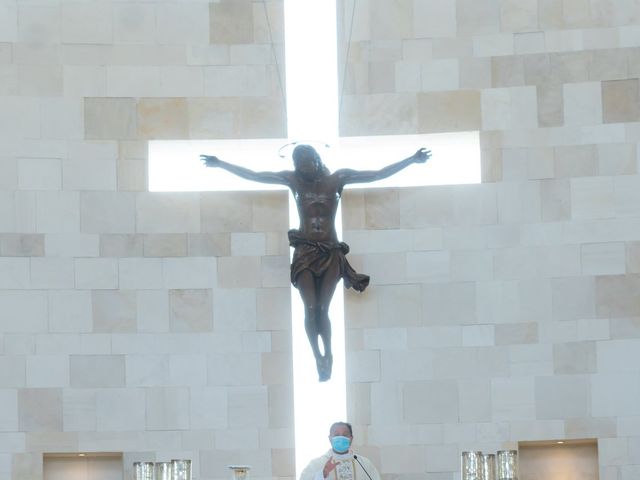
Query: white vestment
[[299, 450, 380, 480]]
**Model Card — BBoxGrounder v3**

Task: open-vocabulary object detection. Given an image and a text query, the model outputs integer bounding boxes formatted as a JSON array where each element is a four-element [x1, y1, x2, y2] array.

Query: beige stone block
[[363, 189, 399, 228], [81, 192, 136, 234], [495, 322, 538, 345], [169, 289, 213, 333], [210, 0, 254, 43], [417, 90, 481, 133], [261, 352, 292, 385], [565, 417, 616, 439], [0, 258, 29, 290], [187, 233, 230, 257], [125, 354, 169, 387], [92, 290, 137, 333], [95, 388, 145, 431], [369, 0, 412, 40], [369, 61, 395, 93], [581, 242, 626, 275], [473, 33, 514, 57], [17, 4, 58, 43], [113, 3, 155, 44], [99, 234, 144, 257], [341, 93, 418, 136], [69, 355, 125, 388], [592, 373, 640, 417], [26, 354, 69, 388], [0, 234, 44, 257], [403, 380, 458, 423], [35, 191, 79, 234], [190, 387, 226, 429], [501, 0, 538, 32], [85, 98, 137, 140], [188, 97, 237, 138], [596, 275, 640, 318], [63, 157, 116, 191], [552, 276, 596, 321], [30, 257, 74, 289], [204, 65, 268, 97], [12, 453, 42, 480], [553, 341, 597, 374], [536, 374, 591, 419], [412, 0, 455, 37], [157, 2, 209, 45], [614, 175, 640, 217], [0, 3, 17, 42], [602, 79, 640, 123], [49, 290, 92, 333], [540, 179, 571, 221], [251, 191, 288, 232], [256, 287, 291, 331], [106, 66, 161, 97], [598, 143, 636, 175], [143, 234, 187, 257], [163, 257, 216, 289], [422, 282, 475, 325], [536, 83, 563, 127], [136, 193, 201, 234], [570, 176, 614, 219], [456, 0, 500, 36], [61, 2, 112, 44], [201, 191, 252, 233], [555, 145, 597, 178], [597, 338, 640, 373], [137, 98, 189, 140], [459, 57, 492, 89], [563, 0, 594, 28], [0, 292, 47, 334], [217, 256, 262, 288], [590, 48, 628, 81], [19, 389, 62, 432], [63, 65, 106, 97], [492, 376, 535, 420], [491, 56, 525, 88], [18, 157, 61, 191], [564, 82, 603, 126], [118, 258, 163, 290], [145, 387, 189, 430], [117, 158, 147, 192], [421, 59, 459, 91]]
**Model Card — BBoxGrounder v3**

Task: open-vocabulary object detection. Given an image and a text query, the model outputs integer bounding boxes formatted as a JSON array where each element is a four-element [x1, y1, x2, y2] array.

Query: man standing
[[300, 422, 380, 480]]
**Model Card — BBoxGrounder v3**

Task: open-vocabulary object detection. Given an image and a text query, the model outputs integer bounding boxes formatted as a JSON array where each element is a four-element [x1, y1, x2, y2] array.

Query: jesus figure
[[201, 145, 431, 381]]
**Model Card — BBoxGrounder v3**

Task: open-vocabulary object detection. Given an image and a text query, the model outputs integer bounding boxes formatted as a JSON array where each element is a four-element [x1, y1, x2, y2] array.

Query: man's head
[[292, 144, 326, 180], [328, 422, 353, 453]]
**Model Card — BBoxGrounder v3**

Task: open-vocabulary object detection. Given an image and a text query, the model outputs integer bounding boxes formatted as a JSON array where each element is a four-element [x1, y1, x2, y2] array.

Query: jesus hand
[[412, 148, 431, 163], [200, 155, 222, 168]]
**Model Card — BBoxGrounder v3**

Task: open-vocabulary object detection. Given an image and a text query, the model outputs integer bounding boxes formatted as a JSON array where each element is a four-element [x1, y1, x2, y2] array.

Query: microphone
[[353, 455, 373, 480]]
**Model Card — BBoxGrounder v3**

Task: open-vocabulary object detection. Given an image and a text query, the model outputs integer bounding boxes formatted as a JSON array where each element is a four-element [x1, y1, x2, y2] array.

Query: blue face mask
[[331, 435, 351, 453]]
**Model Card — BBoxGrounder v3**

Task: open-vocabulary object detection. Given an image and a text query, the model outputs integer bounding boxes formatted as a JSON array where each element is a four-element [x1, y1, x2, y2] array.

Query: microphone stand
[[353, 455, 374, 480]]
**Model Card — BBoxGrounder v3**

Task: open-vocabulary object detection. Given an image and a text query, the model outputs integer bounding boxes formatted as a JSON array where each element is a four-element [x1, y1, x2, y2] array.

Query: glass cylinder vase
[[133, 462, 155, 480], [461, 451, 483, 480], [496, 450, 518, 480], [481, 454, 496, 480], [171, 459, 191, 480], [155, 462, 172, 480]]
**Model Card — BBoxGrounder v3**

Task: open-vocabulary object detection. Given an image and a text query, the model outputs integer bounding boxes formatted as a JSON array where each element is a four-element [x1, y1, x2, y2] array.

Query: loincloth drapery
[[288, 229, 370, 292]]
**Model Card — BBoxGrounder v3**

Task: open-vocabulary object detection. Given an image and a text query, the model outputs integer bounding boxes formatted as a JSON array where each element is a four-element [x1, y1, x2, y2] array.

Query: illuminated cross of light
[[149, 0, 480, 476]]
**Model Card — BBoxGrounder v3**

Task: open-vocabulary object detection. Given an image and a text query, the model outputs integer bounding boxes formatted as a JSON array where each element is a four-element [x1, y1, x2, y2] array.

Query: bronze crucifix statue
[[201, 145, 431, 381]]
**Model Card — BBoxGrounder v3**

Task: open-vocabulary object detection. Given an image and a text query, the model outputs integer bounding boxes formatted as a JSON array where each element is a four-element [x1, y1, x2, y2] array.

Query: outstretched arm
[[336, 148, 431, 186], [200, 155, 291, 185]]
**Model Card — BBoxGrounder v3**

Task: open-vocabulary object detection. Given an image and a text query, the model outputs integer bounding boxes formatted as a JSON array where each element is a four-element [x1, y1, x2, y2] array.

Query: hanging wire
[[261, 0, 287, 116], [338, 0, 358, 122]]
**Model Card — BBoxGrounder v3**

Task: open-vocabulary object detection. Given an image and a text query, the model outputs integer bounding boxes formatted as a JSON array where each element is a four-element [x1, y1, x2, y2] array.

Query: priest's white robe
[[299, 450, 380, 480]]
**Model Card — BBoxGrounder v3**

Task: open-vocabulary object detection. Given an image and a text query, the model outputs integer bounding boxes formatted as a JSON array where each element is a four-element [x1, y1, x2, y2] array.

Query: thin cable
[[262, 0, 287, 118], [338, 0, 357, 123]]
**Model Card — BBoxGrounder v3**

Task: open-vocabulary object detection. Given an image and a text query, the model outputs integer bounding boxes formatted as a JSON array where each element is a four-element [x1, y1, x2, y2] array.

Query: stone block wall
[[2, 1, 640, 480], [0, 1, 292, 479], [337, 1, 640, 479]]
